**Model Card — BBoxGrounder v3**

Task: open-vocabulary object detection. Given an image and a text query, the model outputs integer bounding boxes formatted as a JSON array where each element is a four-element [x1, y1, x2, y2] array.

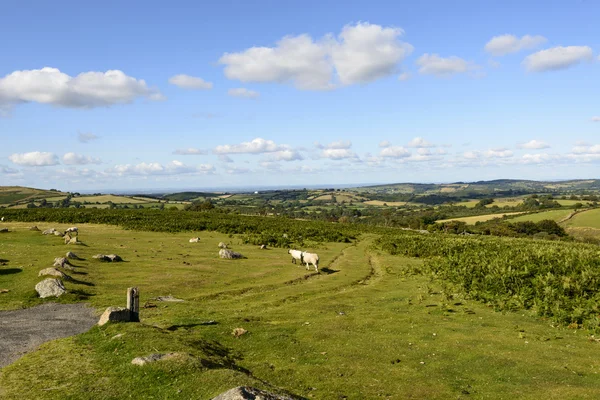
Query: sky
[[0, 0, 599, 192]]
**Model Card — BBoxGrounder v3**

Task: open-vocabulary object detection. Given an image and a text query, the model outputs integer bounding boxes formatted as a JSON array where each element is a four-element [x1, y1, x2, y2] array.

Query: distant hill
[[0, 186, 68, 206], [356, 179, 600, 198]]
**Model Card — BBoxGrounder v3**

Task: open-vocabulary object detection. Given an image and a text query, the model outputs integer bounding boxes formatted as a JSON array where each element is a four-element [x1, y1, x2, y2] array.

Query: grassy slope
[[564, 208, 600, 229], [1, 223, 600, 398], [0, 187, 66, 206], [509, 209, 574, 223], [437, 212, 526, 224]]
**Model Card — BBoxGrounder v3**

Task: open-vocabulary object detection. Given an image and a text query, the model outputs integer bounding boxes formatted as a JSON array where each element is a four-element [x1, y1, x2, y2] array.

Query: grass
[[564, 208, 600, 229], [1, 223, 600, 398], [75, 195, 153, 204], [437, 212, 526, 224], [509, 209, 574, 223], [363, 200, 407, 207]]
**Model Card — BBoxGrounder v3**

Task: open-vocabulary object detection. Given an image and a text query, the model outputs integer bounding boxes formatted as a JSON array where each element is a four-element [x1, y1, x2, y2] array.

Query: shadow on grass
[[69, 278, 95, 287], [0, 259, 9, 264], [68, 289, 95, 300], [0, 268, 22, 276], [320, 267, 339, 275]]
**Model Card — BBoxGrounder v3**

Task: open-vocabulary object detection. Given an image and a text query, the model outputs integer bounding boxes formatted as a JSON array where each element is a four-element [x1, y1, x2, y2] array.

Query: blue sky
[[1, 0, 599, 191]]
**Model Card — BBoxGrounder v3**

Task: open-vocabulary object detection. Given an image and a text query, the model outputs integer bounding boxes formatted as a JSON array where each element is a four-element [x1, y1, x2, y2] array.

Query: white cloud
[[517, 140, 550, 149], [380, 146, 410, 158], [168, 74, 213, 90], [0, 67, 162, 113], [572, 144, 600, 154], [463, 151, 480, 160], [523, 46, 594, 72], [214, 138, 288, 155], [225, 166, 251, 174], [407, 137, 434, 148], [108, 160, 214, 176], [315, 140, 352, 150], [9, 151, 59, 166], [485, 148, 513, 158], [173, 148, 206, 155], [592, 116, 600, 122], [398, 72, 411, 81], [379, 140, 391, 148], [416, 54, 476, 76], [332, 23, 413, 85], [218, 155, 234, 163], [321, 148, 358, 160], [219, 22, 412, 90], [521, 153, 553, 164], [484, 34, 547, 56], [228, 88, 259, 98], [62, 152, 102, 165], [273, 149, 303, 161], [78, 132, 99, 143]]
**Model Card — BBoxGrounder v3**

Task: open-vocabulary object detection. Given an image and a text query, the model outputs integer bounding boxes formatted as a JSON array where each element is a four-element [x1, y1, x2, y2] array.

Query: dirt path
[[0, 303, 97, 369]]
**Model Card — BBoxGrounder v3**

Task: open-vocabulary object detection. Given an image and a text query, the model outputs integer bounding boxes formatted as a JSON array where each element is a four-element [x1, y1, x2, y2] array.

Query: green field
[[509, 209, 574, 223], [564, 208, 600, 229], [437, 212, 526, 224], [2, 219, 600, 398], [75, 195, 151, 204]]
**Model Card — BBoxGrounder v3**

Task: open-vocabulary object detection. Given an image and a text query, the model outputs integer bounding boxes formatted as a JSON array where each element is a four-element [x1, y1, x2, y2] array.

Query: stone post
[[127, 287, 140, 322]]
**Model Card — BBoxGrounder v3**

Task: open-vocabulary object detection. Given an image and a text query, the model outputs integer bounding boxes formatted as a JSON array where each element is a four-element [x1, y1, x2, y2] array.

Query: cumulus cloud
[[273, 149, 303, 161], [173, 148, 206, 155], [320, 148, 358, 160], [214, 138, 289, 155], [484, 34, 547, 56], [0, 67, 163, 113], [331, 23, 413, 85], [463, 151, 480, 160], [416, 54, 476, 76], [571, 144, 600, 154], [218, 155, 234, 163], [517, 140, 550, 149], [407, 137, 434, 148], [380, 146, 410, 158], [523, 46, 594, 72], [379, 140, 391, 148], [168, 74, 213, 90], [315, 140, 352, 150], [219, 22, 412, 90], [228, 88, 259, 98], [9, 151, 59, 166], [62, 152, 102, 165], [108, 160, 214, 176], [521, 153, 554, 164], [78, 132, 99, 143], [592, 116, 600, 122], [485, 148, 513, 158]]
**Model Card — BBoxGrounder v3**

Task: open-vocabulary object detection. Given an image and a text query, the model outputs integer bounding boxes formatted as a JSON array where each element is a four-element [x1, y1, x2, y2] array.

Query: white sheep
[[301, 252, 319, 273], [288, 249, 303, 265]]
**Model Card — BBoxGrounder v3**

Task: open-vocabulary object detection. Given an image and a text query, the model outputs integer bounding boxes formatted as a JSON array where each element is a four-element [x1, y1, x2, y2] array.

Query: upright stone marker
[[127, 287, 140, 322]]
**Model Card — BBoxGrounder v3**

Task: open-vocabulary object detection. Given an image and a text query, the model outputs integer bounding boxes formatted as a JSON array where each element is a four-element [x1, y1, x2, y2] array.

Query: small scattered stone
[[29, 226, 40, 231], [35, 278, 67, 298], [218, 242, 228, 249], [53, 257, 72, 268], [131, 353, 183, 366], [111, 334, 125, 340], [0, 289, 9, 294], [0, 228, 9, 233], [189, 237, 200, 243], [155, 295, 185, 302], [97, 307, 131, 326], [200, 320, 218, 325], [67, 236, 81, 245], [232, 327, 248, 338], [42, 228, 56, 235], [66, 251, 82, 260], [211, 386, 294, 400], [260, 244, 267, 250], [93, 254, 122, 262], [53, 231, 63, 236]]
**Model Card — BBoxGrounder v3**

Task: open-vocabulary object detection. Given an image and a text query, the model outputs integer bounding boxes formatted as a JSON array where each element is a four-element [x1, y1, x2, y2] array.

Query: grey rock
[[35, 278, 67, 298], [66, 251, 82, 260], [42, 228, 56, 235], [0, 228, 9, 233], [53, 230, 63, 236], [189, 237, 200, 243], [97, 307, 131, 326], [218, 242, 228, 249], [93, 254, 122, 262], [38, 268, 70, 280], [131, 353, 184, 366], [211, 386, 294, 400], [53, 257, 72, 268], [29, 226, 40, 231], [155, 295, 185, 302]]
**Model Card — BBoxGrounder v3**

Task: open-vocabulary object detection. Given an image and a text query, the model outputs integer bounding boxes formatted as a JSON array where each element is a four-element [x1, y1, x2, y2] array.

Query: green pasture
[[437, 212, 526, 224], [509, 209, 574, 223], [1, 222, 600, 398], [564, 208, 600, 229]]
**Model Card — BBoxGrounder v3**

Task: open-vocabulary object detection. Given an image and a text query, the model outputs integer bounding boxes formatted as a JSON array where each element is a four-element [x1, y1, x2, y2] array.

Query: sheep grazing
[[301, 252, 320, 273], [288, 249, 303, 265], [189, 237, 200, 243], [219, 249, 244, 259]]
